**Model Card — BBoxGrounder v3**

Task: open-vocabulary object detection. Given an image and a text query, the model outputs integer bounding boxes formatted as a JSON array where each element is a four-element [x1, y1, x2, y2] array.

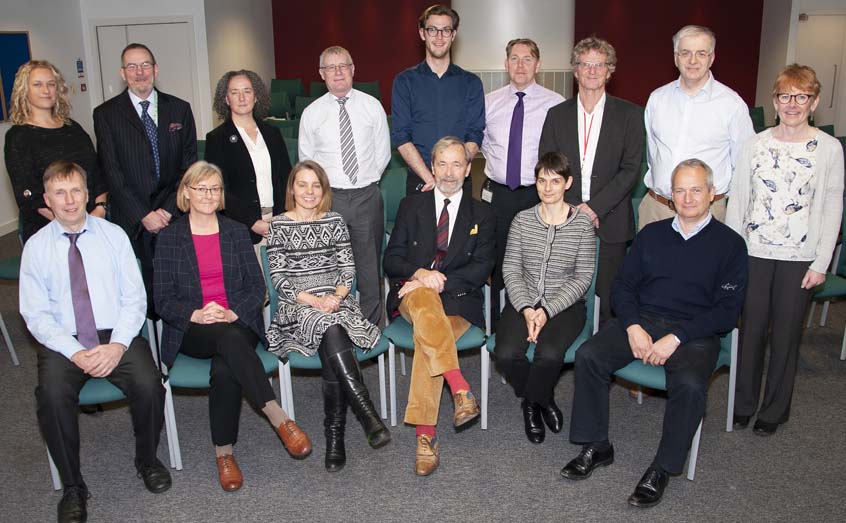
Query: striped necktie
[[433, 198, 450, 269], [337, 97, 359, 185]]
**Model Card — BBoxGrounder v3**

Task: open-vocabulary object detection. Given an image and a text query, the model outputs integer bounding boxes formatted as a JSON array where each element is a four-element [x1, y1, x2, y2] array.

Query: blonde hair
[[176, 161, 226, 212], [9, 60, 71, 125], [285, 161, 332, 214]]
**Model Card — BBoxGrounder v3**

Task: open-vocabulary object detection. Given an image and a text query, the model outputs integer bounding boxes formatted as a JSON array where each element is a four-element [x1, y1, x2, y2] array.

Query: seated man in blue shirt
[[560, 159, 747, 508], [19, 160, 170, 523], [391, 4, 485, 195]]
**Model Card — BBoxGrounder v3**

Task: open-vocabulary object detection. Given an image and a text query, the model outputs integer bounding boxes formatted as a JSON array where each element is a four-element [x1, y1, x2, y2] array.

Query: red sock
[[443, 369, 470, 395], [416, 425, 436, 438]]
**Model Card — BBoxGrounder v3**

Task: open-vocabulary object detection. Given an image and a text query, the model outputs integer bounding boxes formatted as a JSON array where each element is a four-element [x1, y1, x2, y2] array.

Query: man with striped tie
[[384, 137, 495, 476], [299, 46, 391, 326]]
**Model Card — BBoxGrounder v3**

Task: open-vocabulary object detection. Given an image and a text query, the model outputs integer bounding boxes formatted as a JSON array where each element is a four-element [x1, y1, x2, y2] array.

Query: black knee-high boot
[[323, 380, 347, 472], [326, 350, 391, 449]]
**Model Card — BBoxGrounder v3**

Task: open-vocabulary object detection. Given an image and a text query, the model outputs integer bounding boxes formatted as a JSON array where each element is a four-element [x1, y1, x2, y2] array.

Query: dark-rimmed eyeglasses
[[775, 93, 814, 105], [425, 26, 454, 37]]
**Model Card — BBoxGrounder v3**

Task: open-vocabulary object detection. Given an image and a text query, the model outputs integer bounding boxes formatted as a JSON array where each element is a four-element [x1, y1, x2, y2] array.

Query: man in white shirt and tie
[[481, 38, 564, 317], [298, 46, 391, 325], [641, 25, 754, 228]]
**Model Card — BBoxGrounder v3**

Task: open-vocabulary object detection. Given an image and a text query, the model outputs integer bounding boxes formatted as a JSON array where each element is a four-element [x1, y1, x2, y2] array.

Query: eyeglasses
[[122, 62, 155, 72], [424, 26, 454, 37], [575, 61, 609, 70], [775, 93, 814, 105], [190, 186, 222, 196], [320, 63, 353, 73], [675, 50, 712, 60]]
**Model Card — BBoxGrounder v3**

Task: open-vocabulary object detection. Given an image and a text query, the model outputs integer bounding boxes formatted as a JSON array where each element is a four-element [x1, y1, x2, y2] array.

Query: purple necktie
[[65, 232, 99, 349], [505, 91, 526, 190], [433, 198, 450, 269]]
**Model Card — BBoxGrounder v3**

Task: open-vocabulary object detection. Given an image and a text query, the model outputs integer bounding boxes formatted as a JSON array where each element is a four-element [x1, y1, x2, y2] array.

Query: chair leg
[[727, 328, 739, 432], [686, 418, 703, 481], [283, 361, 295, 420], [389, 343, 397, 427], [0, 312, 20, 366], [47, 446, 61, 490], [806, 301, 816, 328], [400, 351, 407, 376], [163, 380, 183, 470], [841, 324, 846, 361], [377, 353, 387, 420], [637, 387, 643, 405], [820, 300, 830, 327], [481, 346, 489, 430]]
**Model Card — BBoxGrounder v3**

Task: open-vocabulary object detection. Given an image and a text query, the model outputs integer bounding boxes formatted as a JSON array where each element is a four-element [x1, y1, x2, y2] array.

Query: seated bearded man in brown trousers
[[383, 136, 495, 476]]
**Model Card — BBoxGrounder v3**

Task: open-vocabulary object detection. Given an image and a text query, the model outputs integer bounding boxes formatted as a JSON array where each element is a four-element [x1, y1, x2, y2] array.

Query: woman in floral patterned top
[[726, 64, 844, 436]]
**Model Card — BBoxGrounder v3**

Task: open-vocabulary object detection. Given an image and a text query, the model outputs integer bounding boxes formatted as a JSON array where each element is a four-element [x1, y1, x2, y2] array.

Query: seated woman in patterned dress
[[266, 160, 391, 472], [154, 161, 311, 493]]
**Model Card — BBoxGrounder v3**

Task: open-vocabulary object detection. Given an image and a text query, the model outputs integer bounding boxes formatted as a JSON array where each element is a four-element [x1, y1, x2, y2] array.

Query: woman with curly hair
[[205, 70, 292, 250], [4, 60, 107, 243]]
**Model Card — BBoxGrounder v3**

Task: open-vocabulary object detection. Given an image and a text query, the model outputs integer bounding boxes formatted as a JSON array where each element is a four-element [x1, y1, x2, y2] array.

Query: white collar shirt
[[672, 211, 713, 240], [128, 89, 158, 125], [235, 125, 274, 207], [434, 187, 462, 247], [577, 92, 606, 201]]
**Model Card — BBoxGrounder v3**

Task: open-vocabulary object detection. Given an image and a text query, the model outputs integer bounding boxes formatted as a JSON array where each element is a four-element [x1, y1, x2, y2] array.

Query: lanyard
[[581, 110, 596, 167]]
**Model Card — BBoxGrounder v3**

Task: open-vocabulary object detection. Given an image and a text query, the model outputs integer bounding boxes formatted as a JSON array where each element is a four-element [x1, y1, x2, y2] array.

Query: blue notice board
[[0, 32, 32, 121]]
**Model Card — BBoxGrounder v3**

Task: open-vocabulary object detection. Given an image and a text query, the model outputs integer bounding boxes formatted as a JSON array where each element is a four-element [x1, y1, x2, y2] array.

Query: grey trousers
[[332, 183, 384, 325]]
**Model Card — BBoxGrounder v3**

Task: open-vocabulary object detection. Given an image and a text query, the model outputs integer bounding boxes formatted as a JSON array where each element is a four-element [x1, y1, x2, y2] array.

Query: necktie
[[505, 91, 526, 190], [337, 97, 359, 185], [139, 100, 160, 180], [65, 232, 100, 349], [434, 198, 450, 269]]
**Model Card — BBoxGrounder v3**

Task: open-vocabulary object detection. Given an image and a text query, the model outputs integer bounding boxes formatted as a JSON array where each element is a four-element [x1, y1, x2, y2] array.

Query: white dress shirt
[[434, 188, 462, 246], [128, 89, 158, 125], [482, 82, 564, 186], [577, 92, 606, 201], [644, 74, 754, 197], [19, 216, 147, 360], [298, 89, 391, 189], [235, 125, 274, 207]]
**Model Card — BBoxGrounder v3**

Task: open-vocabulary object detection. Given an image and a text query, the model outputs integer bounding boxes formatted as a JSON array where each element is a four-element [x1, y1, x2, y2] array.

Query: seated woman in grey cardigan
[[497, 151, 596, 444]]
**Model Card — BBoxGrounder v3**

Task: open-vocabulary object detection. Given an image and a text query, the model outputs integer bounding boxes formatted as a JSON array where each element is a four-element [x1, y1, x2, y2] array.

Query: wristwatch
[[94, 201, 109, 211]]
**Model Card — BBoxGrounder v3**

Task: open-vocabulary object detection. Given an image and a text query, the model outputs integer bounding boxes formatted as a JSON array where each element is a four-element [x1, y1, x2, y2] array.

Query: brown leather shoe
[[453, 390, 480, 427], [216, 454, 243, 492], [415, 434, 439, 476], [276, 419, 312, 458]]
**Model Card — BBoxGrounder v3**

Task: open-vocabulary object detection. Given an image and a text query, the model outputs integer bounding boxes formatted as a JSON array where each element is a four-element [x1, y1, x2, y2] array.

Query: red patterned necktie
[[433, 198, 450, 269]]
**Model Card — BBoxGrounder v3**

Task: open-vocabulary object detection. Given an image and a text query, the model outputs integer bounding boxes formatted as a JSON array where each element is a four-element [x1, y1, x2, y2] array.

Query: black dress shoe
[[58, 485, 89, 523], [560, 443, 614, 480], [135, 458, 172, 493], [521, 399, 545, 444], [733, 414, 751, 429], [753, 419, 778, 436], [540, 399, 563, 433], [628, 466, 669, 508]]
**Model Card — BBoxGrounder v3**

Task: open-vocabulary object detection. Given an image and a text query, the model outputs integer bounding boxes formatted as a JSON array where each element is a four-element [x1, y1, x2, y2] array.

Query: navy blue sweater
[[611, 218, 748, 343]]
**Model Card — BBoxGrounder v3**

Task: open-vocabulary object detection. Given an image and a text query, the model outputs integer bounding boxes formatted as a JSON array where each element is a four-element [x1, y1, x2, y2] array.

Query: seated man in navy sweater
[[560, 158, 747, 508]]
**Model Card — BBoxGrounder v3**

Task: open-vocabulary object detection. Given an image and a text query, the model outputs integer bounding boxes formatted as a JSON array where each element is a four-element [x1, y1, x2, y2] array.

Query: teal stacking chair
[[0, 255, 21, 366], [269, 91, 292, 119], [196, 139, 206, 160], [481, 239, 600, 429], [310, 81, 328, 98], [805, 196, 846, 360], [284, 137, 299, 164], [382, 279, 491, 427], [379, 167, 406, 239], [613, 328, 739, 481], [818, 124, 835, 136], [47, 319, 170, 489], [260, 246, 392, 422], [293, 96, 316, 119], [749, 106, 766, 133], [270, 78, 304, 101], [353, 81, 381, 101], [265, 117, 298, 139]]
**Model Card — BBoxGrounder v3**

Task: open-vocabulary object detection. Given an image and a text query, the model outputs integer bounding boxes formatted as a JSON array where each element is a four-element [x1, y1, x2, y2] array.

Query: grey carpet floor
[[2, 231, 846, 523]]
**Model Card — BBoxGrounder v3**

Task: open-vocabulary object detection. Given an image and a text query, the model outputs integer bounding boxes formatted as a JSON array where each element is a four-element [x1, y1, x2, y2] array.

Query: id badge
[[481, 179, 493, 203]]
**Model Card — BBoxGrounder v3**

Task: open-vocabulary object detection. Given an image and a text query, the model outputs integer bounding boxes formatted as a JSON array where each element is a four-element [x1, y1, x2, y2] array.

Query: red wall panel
[[272, 0, 438, 111], [574, 0, 764, 107]]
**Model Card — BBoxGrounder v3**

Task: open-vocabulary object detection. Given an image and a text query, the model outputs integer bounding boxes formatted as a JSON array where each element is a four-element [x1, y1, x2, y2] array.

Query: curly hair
[[9, 60, 72, 125], [212, 70, 271, 120]]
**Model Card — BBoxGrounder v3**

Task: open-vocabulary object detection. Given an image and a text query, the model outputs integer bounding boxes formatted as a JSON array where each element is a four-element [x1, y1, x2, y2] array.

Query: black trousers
[[495, 301, 585, 406], [490, 181, 540, 295], [596, 239, 627, 326], [570, 316, 719, 474], [179, 322, 272, 446], [36, 333, 165, 488], [130, 230, 158, 319], [315, 324, 354, 381], [735, 257, 811, 424]]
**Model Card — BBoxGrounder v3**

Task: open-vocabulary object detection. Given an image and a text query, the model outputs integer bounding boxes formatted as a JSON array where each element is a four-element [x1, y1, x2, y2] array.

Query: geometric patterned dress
[[265, 211, 380, 358]]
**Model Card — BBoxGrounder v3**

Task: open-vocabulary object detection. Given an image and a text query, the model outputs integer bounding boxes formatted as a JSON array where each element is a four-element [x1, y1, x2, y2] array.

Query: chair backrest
[[310, 81, 328, 98], [379, 167, 407, 229], [284, 137, 299, 164], [270, 78, 304, 98], [833, 195, 846, 276], [293, 96, 316, 119], [388, 149, 407, 169], [818, 123, 835, 136], [265, 117, 299, 139], [632, 162, 648, 199], [269, 91, 291, 119], [353, 81, 381, 101], [196, 139, 206, 160], [632, 196, 643, 231], [749, 106, 766, 133]]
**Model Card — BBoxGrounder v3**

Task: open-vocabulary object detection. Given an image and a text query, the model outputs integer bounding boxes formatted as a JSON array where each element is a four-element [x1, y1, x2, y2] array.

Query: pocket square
[[168, 123, 183, 132], [470, 224, 478, 235]]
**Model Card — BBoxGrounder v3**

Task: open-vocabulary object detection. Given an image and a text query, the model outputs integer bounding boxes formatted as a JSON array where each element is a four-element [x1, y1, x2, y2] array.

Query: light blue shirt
[[19, 215, 147, 360], [672, 212, 713, 241], [128, 89, 158, 125]]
